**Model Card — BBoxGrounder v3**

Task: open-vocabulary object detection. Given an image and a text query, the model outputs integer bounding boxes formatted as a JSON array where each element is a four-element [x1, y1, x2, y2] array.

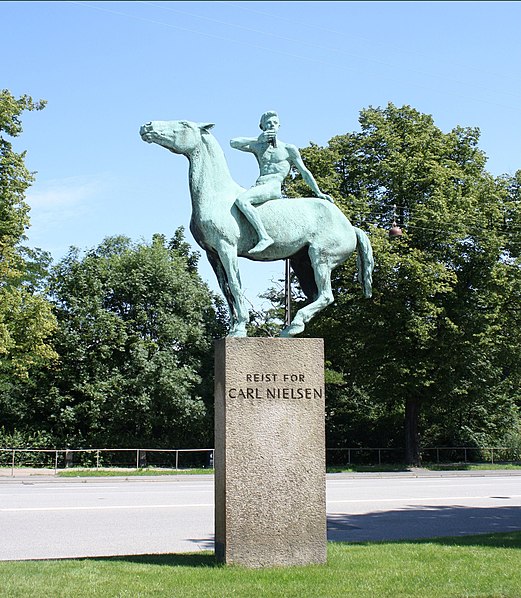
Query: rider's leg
[[235, 187, 274, 254]]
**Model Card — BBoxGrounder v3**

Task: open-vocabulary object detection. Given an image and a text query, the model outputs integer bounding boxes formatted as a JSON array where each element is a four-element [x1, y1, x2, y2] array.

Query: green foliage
[[0, 427, 57, 466], [284, 103, 521, 460], [0, 427, 54, 450], [0, 90, 56, 384], [0, 90, 45, 258], [0, 90, 229, 449], [21, 231, 226, 448]]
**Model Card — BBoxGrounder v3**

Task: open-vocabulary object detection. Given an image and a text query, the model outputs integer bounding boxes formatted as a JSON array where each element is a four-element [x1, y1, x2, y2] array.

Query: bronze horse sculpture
[[140, 120, 373, 337]]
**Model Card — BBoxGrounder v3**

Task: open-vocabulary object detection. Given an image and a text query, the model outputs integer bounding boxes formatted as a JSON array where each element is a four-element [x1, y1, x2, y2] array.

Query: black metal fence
[[327, 448, 403, 466], [327, 446, 521, 466], [0, 448, 214, 476], [1, 445, 519, 476]]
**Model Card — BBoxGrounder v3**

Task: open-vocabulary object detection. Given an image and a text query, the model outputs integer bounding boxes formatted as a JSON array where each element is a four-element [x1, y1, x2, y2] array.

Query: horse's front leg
[[215, 242, 249, 337], [206, 249, 239, 334]]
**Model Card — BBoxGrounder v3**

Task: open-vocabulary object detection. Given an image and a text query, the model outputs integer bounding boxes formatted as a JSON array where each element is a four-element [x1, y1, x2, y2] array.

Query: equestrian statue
[[140, 111, 374, 338]]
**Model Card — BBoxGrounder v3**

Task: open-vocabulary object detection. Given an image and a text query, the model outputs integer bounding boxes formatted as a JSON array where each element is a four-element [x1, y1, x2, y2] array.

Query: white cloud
[[24, 175, 114, 259], [26, 176, 105, 210]]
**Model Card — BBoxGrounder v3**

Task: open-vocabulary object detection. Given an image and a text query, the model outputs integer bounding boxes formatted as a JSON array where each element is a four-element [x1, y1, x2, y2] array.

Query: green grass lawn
[[1, 533, 520, 598], [327, 463, 521, 473], [53, 462, 521, 477], [57, 468, 214, 477], [2, 462, 520, 478], [424, 462, 521, 471]]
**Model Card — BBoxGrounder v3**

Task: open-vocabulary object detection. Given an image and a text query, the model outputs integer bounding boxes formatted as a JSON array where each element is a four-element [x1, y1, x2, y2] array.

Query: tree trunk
[[405, 397, 421, 466]]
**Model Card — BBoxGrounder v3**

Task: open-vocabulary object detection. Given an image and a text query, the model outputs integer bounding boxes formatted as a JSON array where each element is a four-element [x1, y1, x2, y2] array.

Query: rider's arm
[[287, 145, 334, 203], [230, 137, 258, 152]]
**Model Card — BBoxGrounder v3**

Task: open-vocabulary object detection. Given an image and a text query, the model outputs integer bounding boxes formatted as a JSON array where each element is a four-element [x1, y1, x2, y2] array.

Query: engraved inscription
[[227, 371, 322, 400]]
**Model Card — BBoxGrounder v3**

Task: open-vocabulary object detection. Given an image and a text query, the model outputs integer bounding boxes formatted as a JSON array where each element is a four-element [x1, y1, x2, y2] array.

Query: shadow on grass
[[89, 506, 521, 570], [418, 531, 521, 549], [345, 531, 521, 551], [92, 552, 218, 568], [79, 531, 521, 570]]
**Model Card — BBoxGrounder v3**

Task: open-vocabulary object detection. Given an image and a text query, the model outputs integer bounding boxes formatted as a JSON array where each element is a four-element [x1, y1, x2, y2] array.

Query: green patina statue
[[140, 113, 373, 338], [230, 110, 333, 255]]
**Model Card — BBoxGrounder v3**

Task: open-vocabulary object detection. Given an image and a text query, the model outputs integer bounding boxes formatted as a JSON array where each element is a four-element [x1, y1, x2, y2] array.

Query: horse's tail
[[354, 227, 374, 298]]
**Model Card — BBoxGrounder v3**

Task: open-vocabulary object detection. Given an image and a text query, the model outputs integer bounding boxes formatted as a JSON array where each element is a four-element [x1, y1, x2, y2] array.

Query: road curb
[[1, 469, 521, 483], [327, 470, 521, 479]]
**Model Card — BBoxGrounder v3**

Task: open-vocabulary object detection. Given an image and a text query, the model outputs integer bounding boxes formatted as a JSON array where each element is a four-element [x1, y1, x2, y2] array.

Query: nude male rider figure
[[230, 111, 334, 255]]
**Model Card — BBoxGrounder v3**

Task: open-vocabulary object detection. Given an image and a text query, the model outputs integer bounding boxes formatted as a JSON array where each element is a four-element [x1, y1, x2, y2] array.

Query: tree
[[0, 90, 56, 405], [24, 231, 226, 448], [284, 103, 521, 465]]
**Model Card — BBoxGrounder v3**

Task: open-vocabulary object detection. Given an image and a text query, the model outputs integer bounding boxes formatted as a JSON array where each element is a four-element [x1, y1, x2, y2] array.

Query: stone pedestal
[[214, 337, 326, 568]]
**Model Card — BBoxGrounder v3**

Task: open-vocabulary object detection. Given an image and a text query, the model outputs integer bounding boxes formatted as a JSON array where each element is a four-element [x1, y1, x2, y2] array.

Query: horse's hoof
[[280, 323, 304, 337], [227, 329, 247, 338], [248, 237, 274, 255]]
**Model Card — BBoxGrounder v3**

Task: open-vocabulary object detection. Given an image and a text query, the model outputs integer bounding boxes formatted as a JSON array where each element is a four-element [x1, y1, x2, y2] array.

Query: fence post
[[175, 450, 179, 470], [96, 450, 100, 470], [491, 447, 494, 464], [378, 449, 382, 465], [136, 449, 140, 470], [464, 448, 467, 463], [54, 450, 59, 475], [11, 449, 15, 477]]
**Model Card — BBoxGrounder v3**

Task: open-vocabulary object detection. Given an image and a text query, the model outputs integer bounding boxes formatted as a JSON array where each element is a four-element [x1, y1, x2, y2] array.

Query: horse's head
[[140, 120, 215, 155]]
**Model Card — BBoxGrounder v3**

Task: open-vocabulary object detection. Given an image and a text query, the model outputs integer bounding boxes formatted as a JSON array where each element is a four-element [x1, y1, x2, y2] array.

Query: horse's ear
[[198, 123, 215, 133]]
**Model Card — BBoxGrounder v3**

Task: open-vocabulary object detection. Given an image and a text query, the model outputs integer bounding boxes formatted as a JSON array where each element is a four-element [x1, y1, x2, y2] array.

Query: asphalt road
[[1, 473, 520, 561]]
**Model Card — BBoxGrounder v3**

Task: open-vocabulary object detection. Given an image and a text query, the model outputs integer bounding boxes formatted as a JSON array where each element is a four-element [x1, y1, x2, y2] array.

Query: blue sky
[[3, 1, 521, 309]]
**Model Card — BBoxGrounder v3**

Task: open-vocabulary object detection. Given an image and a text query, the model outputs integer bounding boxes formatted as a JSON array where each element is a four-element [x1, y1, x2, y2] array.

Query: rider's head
[[259, 111, 280, 131]]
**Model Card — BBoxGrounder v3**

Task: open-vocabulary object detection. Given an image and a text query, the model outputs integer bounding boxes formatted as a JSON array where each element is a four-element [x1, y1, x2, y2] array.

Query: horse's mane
[[200, 131, 237, 190]]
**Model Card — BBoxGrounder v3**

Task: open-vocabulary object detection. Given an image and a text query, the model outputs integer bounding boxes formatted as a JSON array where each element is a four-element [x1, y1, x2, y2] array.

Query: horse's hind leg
[[281, 253, 334, 338]]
